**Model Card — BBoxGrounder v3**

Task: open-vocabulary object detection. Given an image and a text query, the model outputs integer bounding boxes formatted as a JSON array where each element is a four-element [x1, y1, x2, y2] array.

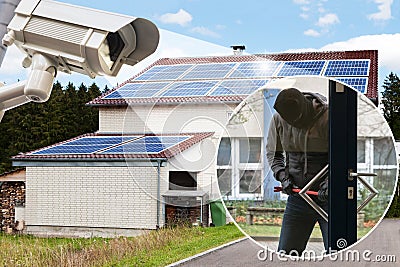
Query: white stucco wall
[[25, 166, 168, 231], [168, 136, 221, 200], [98, 103, 237, 134]]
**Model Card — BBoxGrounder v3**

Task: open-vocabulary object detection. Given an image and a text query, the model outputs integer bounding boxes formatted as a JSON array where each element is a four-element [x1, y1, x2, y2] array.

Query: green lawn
[[0, 224, 244, 267]]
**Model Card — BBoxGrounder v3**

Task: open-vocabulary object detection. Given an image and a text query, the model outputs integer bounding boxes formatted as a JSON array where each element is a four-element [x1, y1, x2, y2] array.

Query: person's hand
[[318, 178, 328, 202], [277, 171, 294, 195]]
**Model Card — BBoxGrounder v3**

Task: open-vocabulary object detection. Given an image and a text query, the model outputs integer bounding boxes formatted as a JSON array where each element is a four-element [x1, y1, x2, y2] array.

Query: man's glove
[[318, 178, 329, 202], [277, 170, 294, 195]]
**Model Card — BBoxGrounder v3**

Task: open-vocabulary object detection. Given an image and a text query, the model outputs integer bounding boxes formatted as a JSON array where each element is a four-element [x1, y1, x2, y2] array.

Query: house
[[8, 50, 382, 237]]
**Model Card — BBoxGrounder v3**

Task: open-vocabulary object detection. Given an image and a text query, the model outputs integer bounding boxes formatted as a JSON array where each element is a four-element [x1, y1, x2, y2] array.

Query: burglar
[[266, 87, 329, 255]]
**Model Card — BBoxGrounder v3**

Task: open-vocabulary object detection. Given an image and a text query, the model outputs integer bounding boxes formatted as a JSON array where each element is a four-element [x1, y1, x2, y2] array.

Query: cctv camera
[[1, 0, 159, 103]]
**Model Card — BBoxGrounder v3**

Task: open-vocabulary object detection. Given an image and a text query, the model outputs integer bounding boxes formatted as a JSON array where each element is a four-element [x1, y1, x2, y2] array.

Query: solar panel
[[228, 61, 281, 78], [103, 82, 170, 99], [160, 81, 218, 97], [324, 60, 370, 77], [277, 61, 326, 76], [210, 79, 269, 96], [100, 136, 190, 154], [336, 77, 368, 93], [180, 63, 236, 80], [98, 58, 372, 101], [30, 136, 141, 155], [133, 64, 194, 81]]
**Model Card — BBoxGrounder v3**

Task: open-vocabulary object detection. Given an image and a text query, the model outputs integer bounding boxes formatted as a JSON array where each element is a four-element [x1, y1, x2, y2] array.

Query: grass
[[0, 224, 244, 267]]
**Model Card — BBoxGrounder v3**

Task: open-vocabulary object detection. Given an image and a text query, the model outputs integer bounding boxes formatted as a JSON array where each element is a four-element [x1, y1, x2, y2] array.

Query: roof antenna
[[230, 45, 245, 56]]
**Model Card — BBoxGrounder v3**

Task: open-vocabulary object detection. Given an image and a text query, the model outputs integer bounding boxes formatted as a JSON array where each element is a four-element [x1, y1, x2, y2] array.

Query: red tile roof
[[12, 132, 214, 161], [88, 50, 378, 106]]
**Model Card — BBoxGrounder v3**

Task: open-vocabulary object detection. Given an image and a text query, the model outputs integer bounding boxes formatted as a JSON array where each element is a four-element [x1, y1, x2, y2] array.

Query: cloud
[[293, 0, 310, 4], [158, 9, 193, 27], [368, 0, 393, 21], [0, 46, 29, 84], [0, 46, 25, 76], [316, 13, 340, 27], [191, 26, 220, 38], [320, 34, 400, 72], [304, 29, 321, 37], [284, 33, 400, 88], [301, 6, 310, 12], [105, 29, 232, 86], [300, 13, 309, 20]]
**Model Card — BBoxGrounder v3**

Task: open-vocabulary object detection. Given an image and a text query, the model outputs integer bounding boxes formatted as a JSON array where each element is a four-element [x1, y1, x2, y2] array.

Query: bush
[[386, 193, 400, 218]]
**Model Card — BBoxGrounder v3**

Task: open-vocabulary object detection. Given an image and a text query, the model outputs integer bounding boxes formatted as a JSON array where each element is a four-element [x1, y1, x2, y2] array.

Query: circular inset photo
[[216, 76, 398, 257]]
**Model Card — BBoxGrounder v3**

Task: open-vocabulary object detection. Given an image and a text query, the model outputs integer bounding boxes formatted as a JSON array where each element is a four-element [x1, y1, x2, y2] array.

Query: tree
[[381, 72, 400, 218], [381, 72, 400, 140], [0, 81, 102, 174]]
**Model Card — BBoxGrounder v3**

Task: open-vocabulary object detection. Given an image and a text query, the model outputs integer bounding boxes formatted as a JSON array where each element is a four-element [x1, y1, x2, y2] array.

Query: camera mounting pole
[[0, 52, 57, 120], [24, 53, 57, 102]]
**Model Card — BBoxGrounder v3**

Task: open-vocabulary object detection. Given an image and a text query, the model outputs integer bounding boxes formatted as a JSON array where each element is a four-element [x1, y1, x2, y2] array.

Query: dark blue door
[[329, 80, 357, 251]]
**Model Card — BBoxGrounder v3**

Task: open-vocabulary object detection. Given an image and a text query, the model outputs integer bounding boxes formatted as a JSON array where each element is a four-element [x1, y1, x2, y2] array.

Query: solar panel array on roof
[[100, 136, 190, 154], [228, 61, 281, 78], [336, 77, 368, 93], [210, 79, 269, 96], [102, 58, 372, 100], [181, 63, 236, 80], [103, 82, 169, 99], [134, 64, 194, 81], [324, 60, 370, 77], [30, 136, 141, 155], [160, 81, 218, 97], [277, 61, 326, 76], [29, 135, 191, 155]]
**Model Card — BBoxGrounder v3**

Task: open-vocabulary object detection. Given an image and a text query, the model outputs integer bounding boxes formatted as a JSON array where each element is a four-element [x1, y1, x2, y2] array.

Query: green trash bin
[[210, 200, 226, 226]]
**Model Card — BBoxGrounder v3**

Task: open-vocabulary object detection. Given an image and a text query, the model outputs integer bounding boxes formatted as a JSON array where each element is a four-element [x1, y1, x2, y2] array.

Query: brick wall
[[25, 166, 168, 230]]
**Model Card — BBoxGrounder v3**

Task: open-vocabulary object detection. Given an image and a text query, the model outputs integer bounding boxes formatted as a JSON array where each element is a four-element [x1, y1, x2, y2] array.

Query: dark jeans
[[278, 194, 328, 255]]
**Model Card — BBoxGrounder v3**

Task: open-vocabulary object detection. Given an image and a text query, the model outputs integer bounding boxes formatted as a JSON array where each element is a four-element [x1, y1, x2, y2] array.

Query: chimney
[[231, 45, 245, 56]]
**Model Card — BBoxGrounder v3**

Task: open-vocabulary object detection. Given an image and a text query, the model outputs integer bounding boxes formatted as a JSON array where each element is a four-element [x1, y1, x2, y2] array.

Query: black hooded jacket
[[266, 92, 328, 191]]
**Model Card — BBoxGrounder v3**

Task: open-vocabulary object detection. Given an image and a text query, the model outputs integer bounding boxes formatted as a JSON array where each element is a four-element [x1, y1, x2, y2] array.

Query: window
[[373, 169, 398, 192], [357, 139, 366, 163], [217, 138, 231, 166], [239, 170, 262, 194], [239, 138, 261, 163], [357, 137, 397, 199], [217, 169, 232, 196], [373, 138, 397, 166], [216, 137, 263, 199], [169, 171, 197, 191]]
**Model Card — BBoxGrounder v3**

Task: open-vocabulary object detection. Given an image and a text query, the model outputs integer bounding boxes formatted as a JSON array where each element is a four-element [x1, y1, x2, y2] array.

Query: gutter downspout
[[156, 159, 162, 229]]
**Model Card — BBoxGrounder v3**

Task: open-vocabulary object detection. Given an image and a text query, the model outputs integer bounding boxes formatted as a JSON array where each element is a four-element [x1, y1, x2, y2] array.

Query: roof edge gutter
[[12, 158, 168, 168]]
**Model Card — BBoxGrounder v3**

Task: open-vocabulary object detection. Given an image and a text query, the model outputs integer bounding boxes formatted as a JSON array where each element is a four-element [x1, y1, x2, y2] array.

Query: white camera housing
[[3, 0, 159, 78], [0, 0, 159, 108]]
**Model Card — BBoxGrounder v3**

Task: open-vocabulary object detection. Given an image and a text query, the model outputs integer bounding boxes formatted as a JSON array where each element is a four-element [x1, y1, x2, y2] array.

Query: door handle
[[298, 164, 329, 222], [348, 171, 379, 213], [298, 167, 379, 222], [349, 172, 377, 178]]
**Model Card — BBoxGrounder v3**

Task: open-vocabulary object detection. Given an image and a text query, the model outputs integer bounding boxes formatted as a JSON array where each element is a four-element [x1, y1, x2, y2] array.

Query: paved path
[[176, 219, 399, 267]]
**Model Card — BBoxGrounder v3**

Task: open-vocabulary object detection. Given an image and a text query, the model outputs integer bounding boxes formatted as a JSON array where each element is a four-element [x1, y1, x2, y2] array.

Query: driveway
[[175, 219, 399, 267]]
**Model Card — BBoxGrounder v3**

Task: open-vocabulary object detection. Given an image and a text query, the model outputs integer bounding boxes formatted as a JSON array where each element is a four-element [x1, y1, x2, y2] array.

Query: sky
[[1, 0, 400, 93]]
